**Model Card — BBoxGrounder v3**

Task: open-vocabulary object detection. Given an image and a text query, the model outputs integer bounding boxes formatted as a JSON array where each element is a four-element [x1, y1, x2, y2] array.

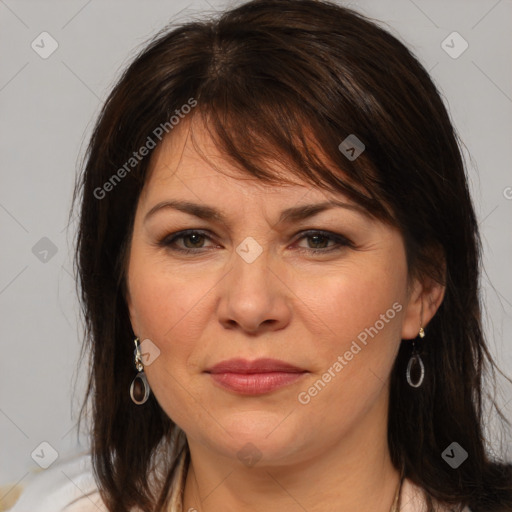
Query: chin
[[200, 411, 310, 465]]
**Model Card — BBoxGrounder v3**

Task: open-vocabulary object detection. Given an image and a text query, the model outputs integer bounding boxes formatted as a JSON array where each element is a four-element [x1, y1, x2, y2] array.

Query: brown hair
[[73, 0, 512, 510]]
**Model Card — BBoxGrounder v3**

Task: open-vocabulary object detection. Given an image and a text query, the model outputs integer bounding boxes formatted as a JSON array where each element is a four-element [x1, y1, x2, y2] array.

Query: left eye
[[295, 231, 349, 252], [158, 229, 352, 254]]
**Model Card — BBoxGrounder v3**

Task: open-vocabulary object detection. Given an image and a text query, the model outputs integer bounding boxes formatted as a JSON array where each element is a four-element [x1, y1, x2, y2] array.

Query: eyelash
[[157, 229, 353, 255]]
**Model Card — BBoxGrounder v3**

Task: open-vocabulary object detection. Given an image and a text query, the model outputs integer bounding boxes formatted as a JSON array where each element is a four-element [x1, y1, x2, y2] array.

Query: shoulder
[[7, 450, 107, 512], [400, 478, 472, 512]]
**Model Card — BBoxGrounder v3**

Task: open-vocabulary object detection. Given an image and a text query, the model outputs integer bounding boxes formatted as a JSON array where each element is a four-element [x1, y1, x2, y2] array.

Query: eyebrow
[[143, 199, 369, 226]]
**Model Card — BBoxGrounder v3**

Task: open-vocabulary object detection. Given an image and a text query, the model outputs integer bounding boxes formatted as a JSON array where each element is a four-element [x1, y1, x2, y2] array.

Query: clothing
[[7, 450, 472, 512]]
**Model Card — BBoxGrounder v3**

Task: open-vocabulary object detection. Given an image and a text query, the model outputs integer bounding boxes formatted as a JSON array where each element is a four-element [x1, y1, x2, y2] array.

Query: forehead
[[138, 129, 375, 233], [142, 115, 348, 204], [134, 115, 392, 234]]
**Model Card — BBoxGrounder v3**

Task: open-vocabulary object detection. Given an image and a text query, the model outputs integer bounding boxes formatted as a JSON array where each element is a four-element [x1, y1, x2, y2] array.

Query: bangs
[[183, 88, 396, 224]]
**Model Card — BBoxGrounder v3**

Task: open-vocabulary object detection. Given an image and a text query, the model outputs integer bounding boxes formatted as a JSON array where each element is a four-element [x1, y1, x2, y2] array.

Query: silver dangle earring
[[130, 337, 151, 405], [406, 327, 425, 388]]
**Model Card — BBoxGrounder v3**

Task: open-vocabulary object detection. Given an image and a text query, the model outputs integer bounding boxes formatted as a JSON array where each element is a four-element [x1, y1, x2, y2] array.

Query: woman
[[8, 0, 512, 511]]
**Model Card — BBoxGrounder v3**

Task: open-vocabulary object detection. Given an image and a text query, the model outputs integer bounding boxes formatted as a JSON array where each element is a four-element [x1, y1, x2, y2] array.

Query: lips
[[205, 358, 305, 374], [205, 358, 307, 395]]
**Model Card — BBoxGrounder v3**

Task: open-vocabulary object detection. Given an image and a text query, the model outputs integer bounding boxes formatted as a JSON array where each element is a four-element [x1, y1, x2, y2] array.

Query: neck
[[181, 396, 401, 512]]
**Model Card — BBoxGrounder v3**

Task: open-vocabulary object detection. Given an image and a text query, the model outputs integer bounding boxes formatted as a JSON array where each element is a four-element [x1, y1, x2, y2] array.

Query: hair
[[72, 0, 512, 510]]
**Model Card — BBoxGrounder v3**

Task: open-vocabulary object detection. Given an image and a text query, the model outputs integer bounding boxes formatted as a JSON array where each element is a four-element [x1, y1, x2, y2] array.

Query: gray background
[[1, 0, 511, 493]]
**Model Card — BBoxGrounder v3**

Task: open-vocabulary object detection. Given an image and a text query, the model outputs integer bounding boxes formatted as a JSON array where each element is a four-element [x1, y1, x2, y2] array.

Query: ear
[[401, 274, 445, 340]]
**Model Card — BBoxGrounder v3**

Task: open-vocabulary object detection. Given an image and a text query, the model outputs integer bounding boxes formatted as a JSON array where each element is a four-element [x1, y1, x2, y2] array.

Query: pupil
[[310, 235, 326, 248], [186, 234, 203, 248], [182, 234, 329, 250]]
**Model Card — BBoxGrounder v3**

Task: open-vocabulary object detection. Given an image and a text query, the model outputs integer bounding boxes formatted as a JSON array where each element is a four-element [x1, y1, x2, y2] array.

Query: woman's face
[[126, 119, 424, 466]]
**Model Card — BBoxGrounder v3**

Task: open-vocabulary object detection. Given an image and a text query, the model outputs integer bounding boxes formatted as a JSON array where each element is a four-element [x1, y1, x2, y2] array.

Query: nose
[[216, 246, 292, 335]]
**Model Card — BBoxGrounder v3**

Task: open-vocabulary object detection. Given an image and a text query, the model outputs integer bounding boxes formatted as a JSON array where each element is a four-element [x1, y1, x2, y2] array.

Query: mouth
[[204, 358, 308, 395]]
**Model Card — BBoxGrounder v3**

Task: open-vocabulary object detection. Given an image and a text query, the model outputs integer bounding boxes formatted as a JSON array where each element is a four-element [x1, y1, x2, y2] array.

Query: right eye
[[158, 230, 218, 254]]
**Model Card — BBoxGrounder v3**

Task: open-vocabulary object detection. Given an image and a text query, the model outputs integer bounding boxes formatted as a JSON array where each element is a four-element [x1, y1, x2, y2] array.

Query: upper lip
[[205, 358, 306, 374]]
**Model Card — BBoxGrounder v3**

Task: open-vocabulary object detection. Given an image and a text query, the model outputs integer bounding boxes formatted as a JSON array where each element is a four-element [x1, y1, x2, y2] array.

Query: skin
[[126, 116, 445, 512]]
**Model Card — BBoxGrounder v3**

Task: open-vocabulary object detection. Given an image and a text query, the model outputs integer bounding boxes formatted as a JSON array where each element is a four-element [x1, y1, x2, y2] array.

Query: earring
[[130, 337, 151, 405], [406, 327, 425, 388]]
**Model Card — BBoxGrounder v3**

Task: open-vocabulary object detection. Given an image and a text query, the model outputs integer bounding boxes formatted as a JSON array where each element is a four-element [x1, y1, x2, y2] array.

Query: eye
[[158, 229, 353, 256], [293, 230, 353, 255], [158, 230, 216, 254]]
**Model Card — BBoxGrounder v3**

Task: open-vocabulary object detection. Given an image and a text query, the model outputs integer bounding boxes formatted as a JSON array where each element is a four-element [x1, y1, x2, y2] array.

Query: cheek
[[127, 252, 210, 426], [297, 260, 406, 342], [295, 257, 408, 396], [128, 246, 214, 345]]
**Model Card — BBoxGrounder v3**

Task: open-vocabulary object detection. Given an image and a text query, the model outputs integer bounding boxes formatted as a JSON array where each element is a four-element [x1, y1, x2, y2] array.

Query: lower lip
[[208, 372, 306, 395]]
